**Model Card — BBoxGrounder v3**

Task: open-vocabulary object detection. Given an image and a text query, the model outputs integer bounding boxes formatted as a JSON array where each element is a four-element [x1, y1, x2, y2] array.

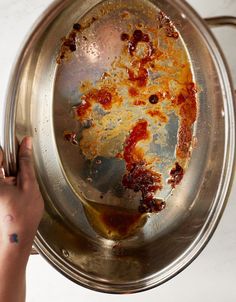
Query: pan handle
[[205, 16, 236, 95], [205, 16, 236, 28]]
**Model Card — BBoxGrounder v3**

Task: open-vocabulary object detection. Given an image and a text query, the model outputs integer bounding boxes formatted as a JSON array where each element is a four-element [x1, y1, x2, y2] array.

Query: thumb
[[18, 137, 36, 189], [0, 146, 3, 167]]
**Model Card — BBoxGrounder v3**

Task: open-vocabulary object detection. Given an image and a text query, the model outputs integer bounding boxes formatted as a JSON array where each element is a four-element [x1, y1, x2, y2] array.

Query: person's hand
[[0, 137, 44, 302], [0, 137, 44, 260]]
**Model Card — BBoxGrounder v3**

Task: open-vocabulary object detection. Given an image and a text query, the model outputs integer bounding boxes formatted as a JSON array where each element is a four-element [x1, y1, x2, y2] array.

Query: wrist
[[0, 241, 31, 268], [0, 245, 27, 302]]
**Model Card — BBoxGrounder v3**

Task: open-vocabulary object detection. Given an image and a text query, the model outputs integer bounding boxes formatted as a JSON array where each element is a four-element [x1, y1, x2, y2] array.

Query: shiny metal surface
[[2, 0, 235, 294], [205, 16, 236, 28], [53, 0, 196, 240]]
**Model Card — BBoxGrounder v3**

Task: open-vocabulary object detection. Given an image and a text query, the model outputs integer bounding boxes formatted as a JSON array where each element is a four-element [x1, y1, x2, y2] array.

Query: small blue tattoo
[[9, 233, 19, 243]]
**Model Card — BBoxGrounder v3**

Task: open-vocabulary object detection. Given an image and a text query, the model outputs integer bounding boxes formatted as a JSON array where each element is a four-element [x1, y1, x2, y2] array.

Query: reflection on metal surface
[[86, 42, 100, 63], [31, 246, 39, 255]]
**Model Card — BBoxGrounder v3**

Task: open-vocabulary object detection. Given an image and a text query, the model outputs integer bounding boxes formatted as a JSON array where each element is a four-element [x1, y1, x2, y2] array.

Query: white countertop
[[0, 0, 236, 301]]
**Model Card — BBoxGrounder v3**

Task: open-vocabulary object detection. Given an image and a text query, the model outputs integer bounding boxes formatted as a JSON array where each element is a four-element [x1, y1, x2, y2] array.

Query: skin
[[0, 137, 44, 302]]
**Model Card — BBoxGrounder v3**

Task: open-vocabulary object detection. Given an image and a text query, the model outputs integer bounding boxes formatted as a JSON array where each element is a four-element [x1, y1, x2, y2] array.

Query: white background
[[0, 0, 236, 301]]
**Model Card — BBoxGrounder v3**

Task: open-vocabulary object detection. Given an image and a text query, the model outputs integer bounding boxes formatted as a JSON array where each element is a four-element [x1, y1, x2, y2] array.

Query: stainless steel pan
[[2, 0, 236, 294]]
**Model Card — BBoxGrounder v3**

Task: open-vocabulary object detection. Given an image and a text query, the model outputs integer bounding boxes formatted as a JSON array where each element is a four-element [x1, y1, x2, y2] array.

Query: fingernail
[[24, 137, 32, 150]]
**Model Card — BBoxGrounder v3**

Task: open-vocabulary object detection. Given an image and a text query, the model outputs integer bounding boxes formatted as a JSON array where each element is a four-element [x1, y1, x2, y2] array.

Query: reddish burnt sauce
[[140, 42, 155, 65], [115, 152, 123, 159], [125, 29, 155, 87], [157, 11, 179, 39], [101, 210, 143, 237], [133, 100, 146, 106], [73, 23, 81, 31], [122, 120, 164, 213], [63, 131, 78, 145], [57, 17, 98, 64], [128, 87, 138, 97], [147, 110, 168, 123], [127, 67, 148, 87], [187, 82, 197, 96], [128, 29, 150, 56], [123, 120, 149, 166], [174, 82, 197, 159], [167, 162, 184, 188], [76, 101, 91, 118], [149, 94, 159, 104], [175, 93, 185, 106], [120, 33, 129, 41], [166, 28, 179, 39], [180, 83, 197, 124], [75, 88, 113, 118], [96, 89, 112, 108], [128, 29, 154, 60], [123, 162, 161, 196], [140, 196, 166, 214], [176, 122, 192, 158], [123, 162, 164, 213], [180, 98, 197, 125], [57, 31, 77, 63]]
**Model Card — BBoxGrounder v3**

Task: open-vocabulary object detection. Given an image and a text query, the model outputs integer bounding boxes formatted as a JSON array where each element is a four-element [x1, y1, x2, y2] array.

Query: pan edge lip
[[2, 0, 71, 174]]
